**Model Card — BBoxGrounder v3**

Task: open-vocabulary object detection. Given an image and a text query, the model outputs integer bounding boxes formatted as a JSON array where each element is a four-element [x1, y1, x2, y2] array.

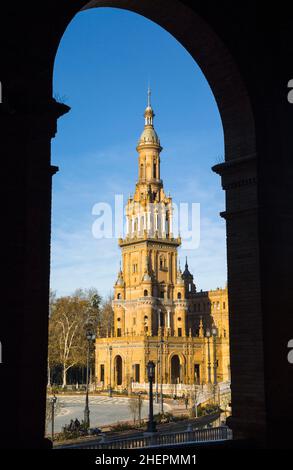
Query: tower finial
[[185, 256, 188, 268], [147, 85, 151, 107]]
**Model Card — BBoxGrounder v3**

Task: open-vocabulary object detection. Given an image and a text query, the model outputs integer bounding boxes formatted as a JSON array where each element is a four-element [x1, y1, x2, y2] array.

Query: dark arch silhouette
[[1, 0, 292, 450], [171, 355, 181, 384]]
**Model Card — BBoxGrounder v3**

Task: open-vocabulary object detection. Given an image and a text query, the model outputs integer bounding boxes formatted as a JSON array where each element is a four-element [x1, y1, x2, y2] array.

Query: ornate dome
[[138, 126, 160, 146]]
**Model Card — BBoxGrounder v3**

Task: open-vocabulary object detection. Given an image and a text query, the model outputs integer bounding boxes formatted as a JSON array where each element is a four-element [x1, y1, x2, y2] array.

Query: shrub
[[55, 419, 88, 441], [110, 422, 136, 432], [202, 404, 220, 415], [154, 412, 187, 424]]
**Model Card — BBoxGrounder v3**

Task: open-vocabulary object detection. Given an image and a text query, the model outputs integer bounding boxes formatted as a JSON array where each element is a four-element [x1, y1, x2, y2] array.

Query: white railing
[[61, 426, 232, 449], [131, 381, 230, 405]]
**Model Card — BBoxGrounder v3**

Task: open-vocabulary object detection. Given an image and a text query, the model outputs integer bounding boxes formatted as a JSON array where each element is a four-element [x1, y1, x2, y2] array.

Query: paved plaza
[[51, 395, 166, 433]]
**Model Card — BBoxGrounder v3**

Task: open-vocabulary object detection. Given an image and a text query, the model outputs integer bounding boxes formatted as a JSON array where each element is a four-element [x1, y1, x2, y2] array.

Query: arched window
[[144, 289, 148, 297], [117, 293, 121, 299], [153, 162, 157, 178], [177, 292, 182, 299]]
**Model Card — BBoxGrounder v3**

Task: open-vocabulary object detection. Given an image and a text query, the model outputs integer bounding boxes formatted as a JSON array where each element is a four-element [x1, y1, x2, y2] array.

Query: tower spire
[[147, 85, 151, 107], [143, 85, 155, 128], [136, 87, 161, 150]]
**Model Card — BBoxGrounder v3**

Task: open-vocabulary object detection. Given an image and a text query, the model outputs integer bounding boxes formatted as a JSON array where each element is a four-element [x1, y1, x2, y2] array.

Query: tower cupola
[[137, 87, 161, 150]]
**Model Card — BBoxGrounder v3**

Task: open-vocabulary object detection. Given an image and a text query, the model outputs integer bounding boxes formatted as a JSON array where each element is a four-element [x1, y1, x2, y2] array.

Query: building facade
[[95, 91, 230, 393]]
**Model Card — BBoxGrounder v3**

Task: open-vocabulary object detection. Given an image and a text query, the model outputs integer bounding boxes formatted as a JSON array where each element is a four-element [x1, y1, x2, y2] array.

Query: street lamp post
[[84, 329, 96, 430], [138, 392, 142, 426], [206, 328, 212, 384], [155, 343, 159, 403], [193, 372, 198, 418], [160, 337, 164, 414], [212, 324, 218, 385], [109, 345, 113, 397], [212, 324, 218, 404], [51, 394, 57, 442], [146, 361, 157, 433]]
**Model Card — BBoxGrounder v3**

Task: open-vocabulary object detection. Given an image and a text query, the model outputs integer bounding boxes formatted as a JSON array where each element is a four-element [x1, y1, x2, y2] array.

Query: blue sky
[[51, 7, 226, 299]]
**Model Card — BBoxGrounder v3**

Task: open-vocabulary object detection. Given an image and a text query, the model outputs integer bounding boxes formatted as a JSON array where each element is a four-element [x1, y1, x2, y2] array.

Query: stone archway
[[4, 0, 293, 450], [170, 353, 186, 384]]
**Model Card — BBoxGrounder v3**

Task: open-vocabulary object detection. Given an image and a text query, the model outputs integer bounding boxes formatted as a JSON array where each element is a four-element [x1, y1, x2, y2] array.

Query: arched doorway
[[114, 355, 123, 386], [171, 355, 181, 384]]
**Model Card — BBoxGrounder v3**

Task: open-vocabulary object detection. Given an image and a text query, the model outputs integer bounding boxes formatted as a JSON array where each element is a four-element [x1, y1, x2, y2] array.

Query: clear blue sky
[[51, 7, 226, 299]]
